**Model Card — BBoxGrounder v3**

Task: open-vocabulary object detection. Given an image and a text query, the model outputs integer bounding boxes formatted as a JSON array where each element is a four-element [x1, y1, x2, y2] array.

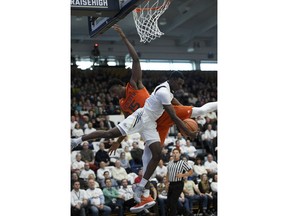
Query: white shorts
[[116, 108, 160, 146]]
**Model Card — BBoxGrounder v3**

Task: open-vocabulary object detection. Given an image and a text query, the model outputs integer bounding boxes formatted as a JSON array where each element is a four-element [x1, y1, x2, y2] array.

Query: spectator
[[111, 160, 128, 185], [121, 137, 132, 150], [72, 153, 85, 176], [164, 135, 174, 149], [84, 122, 97, 135], [97, 120, 108, 130], [193, 157, 207, 179], [119, 152, 132, 173], [103, 178, 125, 216], [118, 179, 135, 211], [86, 179, 111, 216], [107, 101, 117, 114], [183, 176, 203, 215], [204, 154, 218, 178], [87, 174, 100, 189], [88, 110, 96, 121], [71, 115, 78, 131], [124, 146, 132, 161], [80, 163, 96, 182], [198, 174, 213, 216], [205, 111, 217, 124], [71, 180, 88, 216], [80, 141, 97, 173], [99, 171, 118, 189], [97, 162, 112, 181], [195, 115, 206, 128], [160, 148, 170, 164], [95, 142, 110, 166], [202, 124, 217, 156], [130, 141, 143, 165], [72, 123, 84, 138], [176, 132, 186, 148], [182, 140, 197, 161], [94, 114, 104, 128], [82, 115, 90, 130], [154, 159, 167, 179], [103, 115, 116, 129]]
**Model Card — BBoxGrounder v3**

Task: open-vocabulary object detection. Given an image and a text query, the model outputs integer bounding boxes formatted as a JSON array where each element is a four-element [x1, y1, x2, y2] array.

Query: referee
[[166, 147, 193, 216]]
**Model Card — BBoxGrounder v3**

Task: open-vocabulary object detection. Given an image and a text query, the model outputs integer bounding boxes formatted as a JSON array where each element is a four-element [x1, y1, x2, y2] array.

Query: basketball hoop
[[133, 0, 171, 43]]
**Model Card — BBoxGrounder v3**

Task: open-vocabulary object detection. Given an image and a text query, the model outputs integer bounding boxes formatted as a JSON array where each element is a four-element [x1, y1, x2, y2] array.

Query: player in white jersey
[[71, 71, 197, 212]]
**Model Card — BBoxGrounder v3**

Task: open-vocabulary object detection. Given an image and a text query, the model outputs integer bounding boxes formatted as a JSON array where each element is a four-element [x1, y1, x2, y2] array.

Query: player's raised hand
[[108, 141, 120, 155], [112, 24, 125, 38]]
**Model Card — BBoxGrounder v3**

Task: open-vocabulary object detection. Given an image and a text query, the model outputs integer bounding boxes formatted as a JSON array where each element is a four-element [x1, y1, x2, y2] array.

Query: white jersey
[[143, 81, 173, 121], [117, 81, 174, 146]]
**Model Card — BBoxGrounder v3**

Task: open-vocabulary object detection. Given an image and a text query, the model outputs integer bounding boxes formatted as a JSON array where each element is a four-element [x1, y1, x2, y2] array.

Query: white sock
[[138, 178, 148, 188], [143, 189, 150, 197]]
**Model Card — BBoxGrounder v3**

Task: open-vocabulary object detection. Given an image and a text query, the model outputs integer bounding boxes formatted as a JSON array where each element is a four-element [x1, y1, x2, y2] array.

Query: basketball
[[179, 118, 198, 137]]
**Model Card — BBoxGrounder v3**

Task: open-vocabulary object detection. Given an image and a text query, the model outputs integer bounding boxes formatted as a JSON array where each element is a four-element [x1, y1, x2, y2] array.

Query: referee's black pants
[[167, 181, 184, 216]]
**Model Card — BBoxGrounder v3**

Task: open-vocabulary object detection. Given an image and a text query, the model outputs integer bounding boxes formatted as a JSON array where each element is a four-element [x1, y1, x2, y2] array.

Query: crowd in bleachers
[[71, 68, 218, 216], [71, 68, 217, 116]]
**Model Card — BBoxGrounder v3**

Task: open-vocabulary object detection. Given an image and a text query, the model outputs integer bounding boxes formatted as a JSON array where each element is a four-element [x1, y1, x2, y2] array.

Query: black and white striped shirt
[[167, 159, 192, 182]]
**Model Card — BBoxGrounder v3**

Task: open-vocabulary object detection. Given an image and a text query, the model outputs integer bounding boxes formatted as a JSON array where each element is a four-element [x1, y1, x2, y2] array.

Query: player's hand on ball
[[189, 129, 199, 139]]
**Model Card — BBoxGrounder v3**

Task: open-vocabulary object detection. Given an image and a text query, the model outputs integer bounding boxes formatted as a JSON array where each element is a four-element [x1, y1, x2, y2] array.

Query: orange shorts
[[156, 105, 193, 146]]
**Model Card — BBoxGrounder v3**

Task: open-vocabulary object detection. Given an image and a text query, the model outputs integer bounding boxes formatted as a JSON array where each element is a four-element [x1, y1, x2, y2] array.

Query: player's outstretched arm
[[71, 127, 122, 150], [112, 24, 143, 89], [191, 101, 217, 117]]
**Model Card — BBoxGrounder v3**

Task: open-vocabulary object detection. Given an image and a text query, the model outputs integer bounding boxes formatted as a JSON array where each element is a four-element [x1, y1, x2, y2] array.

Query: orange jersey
[[119, 83, 193, 146], [156, 105, 193, 146], [119, 83, 150, 115]]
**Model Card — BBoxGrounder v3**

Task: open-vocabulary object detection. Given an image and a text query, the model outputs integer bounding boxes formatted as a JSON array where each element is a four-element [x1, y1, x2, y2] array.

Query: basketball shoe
[[71, 137, 82, 150], [130, 195, 156, 213]]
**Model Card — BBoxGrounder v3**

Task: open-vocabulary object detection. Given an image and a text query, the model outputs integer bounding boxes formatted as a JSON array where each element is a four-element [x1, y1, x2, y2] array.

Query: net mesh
[[133, 0, 171, 43]]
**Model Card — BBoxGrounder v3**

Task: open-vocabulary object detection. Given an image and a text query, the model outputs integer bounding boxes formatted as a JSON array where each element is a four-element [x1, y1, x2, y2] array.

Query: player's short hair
[[107, 78, 125, 89], [169, 71, 184, 80]]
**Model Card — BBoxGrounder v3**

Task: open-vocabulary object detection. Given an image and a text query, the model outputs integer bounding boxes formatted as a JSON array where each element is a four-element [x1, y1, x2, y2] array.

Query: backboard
[[85, 0, 143, 37], [71, 0, 120, 17]]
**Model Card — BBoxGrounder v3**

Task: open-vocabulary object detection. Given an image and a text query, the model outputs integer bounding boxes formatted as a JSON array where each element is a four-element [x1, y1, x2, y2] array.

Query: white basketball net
[[133, 0, 171, 43]]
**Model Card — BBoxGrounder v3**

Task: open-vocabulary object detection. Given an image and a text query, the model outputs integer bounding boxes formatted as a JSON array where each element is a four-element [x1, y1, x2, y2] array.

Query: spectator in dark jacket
[[130, 142, 143, 164], [95, 142, 110, 166]]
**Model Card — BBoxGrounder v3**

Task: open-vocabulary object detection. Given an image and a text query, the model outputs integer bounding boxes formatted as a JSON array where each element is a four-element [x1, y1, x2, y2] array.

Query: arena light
[[187, 47, 194, 53], [76, 61, 94, 70]]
